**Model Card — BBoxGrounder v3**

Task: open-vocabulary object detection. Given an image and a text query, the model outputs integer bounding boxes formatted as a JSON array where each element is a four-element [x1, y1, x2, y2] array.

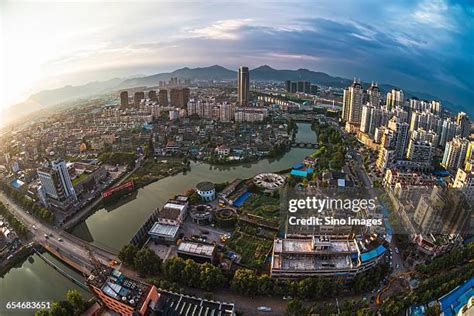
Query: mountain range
[[2, 65, 470, 126]]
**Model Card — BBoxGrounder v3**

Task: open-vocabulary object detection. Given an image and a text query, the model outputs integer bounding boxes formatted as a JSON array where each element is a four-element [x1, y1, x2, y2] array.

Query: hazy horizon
[[1, 0, 473, 113]]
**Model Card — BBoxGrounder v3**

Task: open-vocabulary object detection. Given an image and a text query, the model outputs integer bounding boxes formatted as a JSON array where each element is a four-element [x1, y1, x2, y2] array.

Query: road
[[0, 191, 118, 274]]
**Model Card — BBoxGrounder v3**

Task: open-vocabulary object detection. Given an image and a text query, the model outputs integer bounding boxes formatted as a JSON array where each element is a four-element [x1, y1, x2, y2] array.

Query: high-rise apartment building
[[148, 90, 157, 101], [37, 160, 77, 205], [238, 66, 250, 106], [342, 80, 364, 125], [456, 112, 471, 138], [441, 137, 471, 171], [120, 91, 129, 109], [430, 100, 442, 115], [414, 186, 470, 235], [385, 89, 404, 111], [376, 117, 409, 171], [439, 118, 460, 148], [158, 89, 168, 106], [360, 105, 389, 137], [170, 88, 190, 108], [453, 168, 474, 203], [366, 82, 380, 106], [51, 160, 76, 201], [134, 91, 145, 108]]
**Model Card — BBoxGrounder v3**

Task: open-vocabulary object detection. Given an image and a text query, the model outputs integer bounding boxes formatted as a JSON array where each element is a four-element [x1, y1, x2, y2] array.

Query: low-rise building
[[177, 240, 216, 263], [270, 235, 386, 279]]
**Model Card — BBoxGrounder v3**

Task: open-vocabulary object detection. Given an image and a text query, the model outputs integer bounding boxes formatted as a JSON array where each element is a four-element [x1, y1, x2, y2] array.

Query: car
[[32, 225, 37, 230], [44, 234, 49, 239], [58, 238, 63, 242], [395, 248, 399, 254], [257, 306, 272, 312], [396, 263, 399, 269]]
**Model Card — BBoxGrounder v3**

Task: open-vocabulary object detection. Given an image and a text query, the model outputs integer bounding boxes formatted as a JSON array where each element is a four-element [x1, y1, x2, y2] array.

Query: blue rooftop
[[290, 169, 308, 177], [292, 162, 304, 169], [233, 191, 252, 207], [10, 179, 24, 189], [360, 245, 386, 263], [439, 277, 474, 316]]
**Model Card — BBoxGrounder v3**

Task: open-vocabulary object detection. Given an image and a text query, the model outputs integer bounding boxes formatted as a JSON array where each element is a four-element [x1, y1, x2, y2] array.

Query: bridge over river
[[0, 192, 119, 276]]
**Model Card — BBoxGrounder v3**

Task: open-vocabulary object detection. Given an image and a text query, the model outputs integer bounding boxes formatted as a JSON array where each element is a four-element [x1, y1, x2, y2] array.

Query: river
[[0, 123, 316, 314]]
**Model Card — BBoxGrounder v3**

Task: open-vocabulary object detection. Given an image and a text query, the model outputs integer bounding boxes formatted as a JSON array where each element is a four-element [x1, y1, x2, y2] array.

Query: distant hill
[[2, 65, 471, 126]]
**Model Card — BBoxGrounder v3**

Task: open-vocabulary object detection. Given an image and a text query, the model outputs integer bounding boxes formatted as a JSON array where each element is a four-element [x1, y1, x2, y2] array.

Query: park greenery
[[0, 201, 28, 237], [231, 263, 389, 299], [118, 245, 225, 291], [380, 243, 474, 315], [311, 120, 346, 172], [131, 158, 184, 188], [285, 298, 371, 316], [0, 181, 54, 223], [98, 151, 136, 168], [35, 290, 88, 316], [118, 244, 162, 277]]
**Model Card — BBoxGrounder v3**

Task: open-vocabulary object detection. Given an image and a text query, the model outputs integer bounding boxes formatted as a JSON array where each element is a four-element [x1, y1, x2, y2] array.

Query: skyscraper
[[51, 160, 77, 201], [285, 80, 291, 92], [456, 112, 471, 138], [170, 88, 190, 108], [120, 91, 129, 109], [148, 90, 157, 101], [238, 66, 249, 106], [442, 137, 471, 171], [37, 160, 77, 205], [159, 89, 168, 106], [439, 118, 460, 148], [414, 187, 470, 235], [385, 89, 404, 111], [134, 91, 145, 108], [342, 79, 364, 125], [376, 117, 409, 170], [366, 82, 380, 106]]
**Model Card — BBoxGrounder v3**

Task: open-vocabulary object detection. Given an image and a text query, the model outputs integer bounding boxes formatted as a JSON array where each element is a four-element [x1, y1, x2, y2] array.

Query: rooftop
[[196, 181, 215, 191], [149, 222, 180, 238], [154, 289, 235, 316], [177, 241, 215, 257], [87, 267, 150, 309]]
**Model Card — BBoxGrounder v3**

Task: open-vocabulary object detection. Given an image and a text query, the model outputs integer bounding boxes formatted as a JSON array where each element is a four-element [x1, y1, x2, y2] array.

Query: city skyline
[[1, 0, 473, 114]]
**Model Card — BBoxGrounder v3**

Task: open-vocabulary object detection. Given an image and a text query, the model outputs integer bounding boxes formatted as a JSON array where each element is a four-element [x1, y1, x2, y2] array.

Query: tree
[[231, 269, 258, 295], [66, 290, 86, 315], [49, 301, 73, 316], [199, 262, 225, 291], [133, 248, 162, 276], [163, 256, 186, 282], [118, 244, 139, 266], [182, 259, 201, 287], [286, 299, 307, 316], [35, 311, 50, 316]]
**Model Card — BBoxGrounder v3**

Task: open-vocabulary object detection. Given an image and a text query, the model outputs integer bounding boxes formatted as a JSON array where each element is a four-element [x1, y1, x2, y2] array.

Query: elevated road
[[0, 191, 119, 275]]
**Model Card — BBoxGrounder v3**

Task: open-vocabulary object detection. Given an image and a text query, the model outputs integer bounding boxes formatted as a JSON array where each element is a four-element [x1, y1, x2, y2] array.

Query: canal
[[0, 123, 316, 313]]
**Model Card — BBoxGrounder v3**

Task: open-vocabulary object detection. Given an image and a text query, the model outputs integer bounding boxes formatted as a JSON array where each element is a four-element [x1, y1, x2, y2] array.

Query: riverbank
[[1, 123, 316, 306], [0, 244, 35, 276]]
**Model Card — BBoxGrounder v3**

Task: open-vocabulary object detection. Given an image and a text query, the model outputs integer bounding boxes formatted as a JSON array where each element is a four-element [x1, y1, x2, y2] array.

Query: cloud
[[190, 19, 253, 40]]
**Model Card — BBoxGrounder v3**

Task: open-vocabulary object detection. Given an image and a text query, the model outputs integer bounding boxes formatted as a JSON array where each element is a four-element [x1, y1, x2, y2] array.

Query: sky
[[0, 0, 473, 113]]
